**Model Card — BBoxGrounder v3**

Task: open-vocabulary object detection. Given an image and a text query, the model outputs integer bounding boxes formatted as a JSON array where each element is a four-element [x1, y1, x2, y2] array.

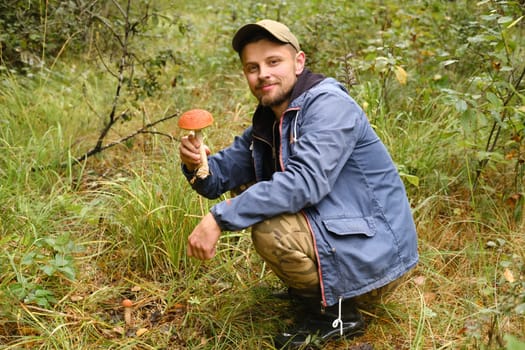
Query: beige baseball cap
[[232, 19, 301, 53]]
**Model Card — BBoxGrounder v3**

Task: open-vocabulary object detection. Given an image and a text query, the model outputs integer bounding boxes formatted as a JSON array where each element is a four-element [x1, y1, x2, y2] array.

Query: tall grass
[[1, 0, 524, 349]]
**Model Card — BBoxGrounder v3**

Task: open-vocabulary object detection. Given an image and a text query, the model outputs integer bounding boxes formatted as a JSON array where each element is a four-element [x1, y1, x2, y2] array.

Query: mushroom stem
[[122, 299, 133, 327], [177, 109, 213, 179], [195, 130, 209, 179], [124, 307, 132, 326]]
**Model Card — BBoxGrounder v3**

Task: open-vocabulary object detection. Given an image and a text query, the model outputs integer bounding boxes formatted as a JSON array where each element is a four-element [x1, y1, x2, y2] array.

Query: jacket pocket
[[322, 217, 376, 237]]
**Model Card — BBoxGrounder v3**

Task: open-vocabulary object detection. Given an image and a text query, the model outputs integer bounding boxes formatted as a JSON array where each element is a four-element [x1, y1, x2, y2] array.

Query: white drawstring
[[332, 296, 343, 336], [292, 110, 299, 143]]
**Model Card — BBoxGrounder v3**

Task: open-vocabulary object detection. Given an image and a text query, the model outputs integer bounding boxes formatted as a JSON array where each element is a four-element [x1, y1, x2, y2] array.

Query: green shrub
[[0, 0, 101, 71]]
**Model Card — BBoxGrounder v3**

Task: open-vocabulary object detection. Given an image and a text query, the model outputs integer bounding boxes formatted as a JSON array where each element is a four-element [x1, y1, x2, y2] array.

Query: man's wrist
[[181, 163, 199, 184], [182, 163, 197, 173], [210, 206, 227, 232]]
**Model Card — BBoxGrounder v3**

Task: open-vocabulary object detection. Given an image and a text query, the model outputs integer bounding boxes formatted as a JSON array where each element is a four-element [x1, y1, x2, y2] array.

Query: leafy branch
[[473, 52, 525, 191], [72, 0, 178, 165], [74, 112, 178, 164]]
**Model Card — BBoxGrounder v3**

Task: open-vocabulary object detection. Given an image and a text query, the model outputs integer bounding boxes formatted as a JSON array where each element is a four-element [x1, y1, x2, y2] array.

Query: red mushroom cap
[[178, 109, 214, 130], [122, 299, 133, 308]]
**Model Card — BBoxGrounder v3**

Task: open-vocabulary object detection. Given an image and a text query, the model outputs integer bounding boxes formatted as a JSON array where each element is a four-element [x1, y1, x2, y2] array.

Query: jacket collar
[[289, 68, 325, 103]]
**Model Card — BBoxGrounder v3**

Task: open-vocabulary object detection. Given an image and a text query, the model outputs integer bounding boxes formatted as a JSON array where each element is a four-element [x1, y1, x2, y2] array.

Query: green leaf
[[486, 92, 502, 107], [503, 334, 525, 350], [8, 283, 28, 300], [481, 14, 499, 22], [399, 172, 419, 188], [467, 34, 487, 44], [53, 254, 70, 267], [41, 265, 56, 276], [93, 14, 114, 31], [59, 266, 77, 280], [476, 151, 505, 163], [497, 16, 514, 25], [21, 252, 36, 265], [375, 56, 389, 72], [32, 289, 57, 308], [54, 232, 71, 247], [455, 99, 468, 113], [424, 306, 437, 318]]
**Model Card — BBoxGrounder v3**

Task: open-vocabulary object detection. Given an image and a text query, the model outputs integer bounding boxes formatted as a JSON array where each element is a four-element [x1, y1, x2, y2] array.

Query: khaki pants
[[251, 212, 400, 304], [252, 213, 320, 296]]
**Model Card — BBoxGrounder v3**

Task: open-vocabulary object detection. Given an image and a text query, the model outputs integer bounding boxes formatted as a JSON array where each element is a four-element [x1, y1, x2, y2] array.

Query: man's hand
[[179, 133, 210, 172], [187, 212, 222, 260]]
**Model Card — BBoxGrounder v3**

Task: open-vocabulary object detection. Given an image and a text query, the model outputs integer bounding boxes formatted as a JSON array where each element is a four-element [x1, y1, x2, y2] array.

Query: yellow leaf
[[70, 295, 84, 302], [503, 268, 515, 283], [518, 105, 525, 113], [136, 328, 148, 336], [394, 65, 408, 85], [113, 326, 125, 335]]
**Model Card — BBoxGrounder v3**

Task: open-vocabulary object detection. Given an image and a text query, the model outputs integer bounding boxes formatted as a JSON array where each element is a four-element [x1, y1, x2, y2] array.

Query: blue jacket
[[184, 70, 418, 307]]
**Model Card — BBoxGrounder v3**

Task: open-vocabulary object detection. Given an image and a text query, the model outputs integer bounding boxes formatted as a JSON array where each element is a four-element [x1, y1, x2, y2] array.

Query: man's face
[[241, 39, 305, 116]]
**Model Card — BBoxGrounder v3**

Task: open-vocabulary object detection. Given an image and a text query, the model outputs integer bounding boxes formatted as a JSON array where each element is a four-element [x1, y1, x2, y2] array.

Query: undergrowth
[[1, 0, 524, 349]]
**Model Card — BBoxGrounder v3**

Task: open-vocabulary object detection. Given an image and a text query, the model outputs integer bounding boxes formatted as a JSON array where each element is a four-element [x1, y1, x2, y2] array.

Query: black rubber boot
[[274, 298, 365, 349]]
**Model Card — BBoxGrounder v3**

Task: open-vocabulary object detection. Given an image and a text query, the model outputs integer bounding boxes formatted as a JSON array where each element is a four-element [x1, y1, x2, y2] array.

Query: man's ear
[[295, 51, 306, 75]]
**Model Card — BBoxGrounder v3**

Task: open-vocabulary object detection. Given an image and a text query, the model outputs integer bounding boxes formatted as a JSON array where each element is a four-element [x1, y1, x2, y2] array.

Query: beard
[[256, 81, 293, 109], [260, 91, 291, 108]]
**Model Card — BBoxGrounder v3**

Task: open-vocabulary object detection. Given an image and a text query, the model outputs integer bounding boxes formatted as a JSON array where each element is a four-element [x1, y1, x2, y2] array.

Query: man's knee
[[251, 213, 313, 257], [251, 214, 320, 291]]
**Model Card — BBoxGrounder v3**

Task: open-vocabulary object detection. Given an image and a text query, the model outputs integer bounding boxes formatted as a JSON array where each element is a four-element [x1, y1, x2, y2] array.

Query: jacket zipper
[[278, 108, 327, 308], [272, 120, 280, 172]]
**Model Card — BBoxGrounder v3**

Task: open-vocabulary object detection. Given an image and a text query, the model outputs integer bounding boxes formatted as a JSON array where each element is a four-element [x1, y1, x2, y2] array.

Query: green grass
[[1, 0, 525, 349]]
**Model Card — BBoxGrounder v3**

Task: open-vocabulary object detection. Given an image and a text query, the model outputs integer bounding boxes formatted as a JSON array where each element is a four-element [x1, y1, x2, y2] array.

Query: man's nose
[[258, 64, 270, 79]]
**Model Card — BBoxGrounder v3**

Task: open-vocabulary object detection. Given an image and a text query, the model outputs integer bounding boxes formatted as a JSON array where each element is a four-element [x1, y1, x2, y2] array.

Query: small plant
[[6, 232, 83, 308], [463, 238, 525, 348], [447, 1, 525, 195]]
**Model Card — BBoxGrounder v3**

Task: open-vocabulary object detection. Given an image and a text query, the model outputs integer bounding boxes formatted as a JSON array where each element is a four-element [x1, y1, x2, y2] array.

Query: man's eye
[[246, 66, 258, 73]]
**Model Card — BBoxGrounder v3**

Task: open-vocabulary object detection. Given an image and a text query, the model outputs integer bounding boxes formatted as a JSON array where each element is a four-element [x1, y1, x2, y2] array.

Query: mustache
[[256, 79, 278, 89]]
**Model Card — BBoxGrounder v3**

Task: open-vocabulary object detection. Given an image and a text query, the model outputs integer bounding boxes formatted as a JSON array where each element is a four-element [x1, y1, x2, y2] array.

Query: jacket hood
[[289, 68, 325, 102]]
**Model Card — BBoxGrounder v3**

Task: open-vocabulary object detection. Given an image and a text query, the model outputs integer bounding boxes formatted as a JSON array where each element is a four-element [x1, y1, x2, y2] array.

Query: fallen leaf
[[113, 326, 125, 335], [503, 268, 515, 283], [174, 303, 185, 311], [424, 292, 437, 304], [505, 193, 521, 208], [413, 275, 426, 286], [136, 328, 148, 336], [505, 149, 518, 160], [17, 326, 40, 336]]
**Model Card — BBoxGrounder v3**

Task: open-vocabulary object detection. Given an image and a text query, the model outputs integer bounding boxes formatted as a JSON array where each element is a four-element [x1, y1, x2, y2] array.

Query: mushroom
[[122, 299, 133, 327], [178, 109, 214, 179]]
